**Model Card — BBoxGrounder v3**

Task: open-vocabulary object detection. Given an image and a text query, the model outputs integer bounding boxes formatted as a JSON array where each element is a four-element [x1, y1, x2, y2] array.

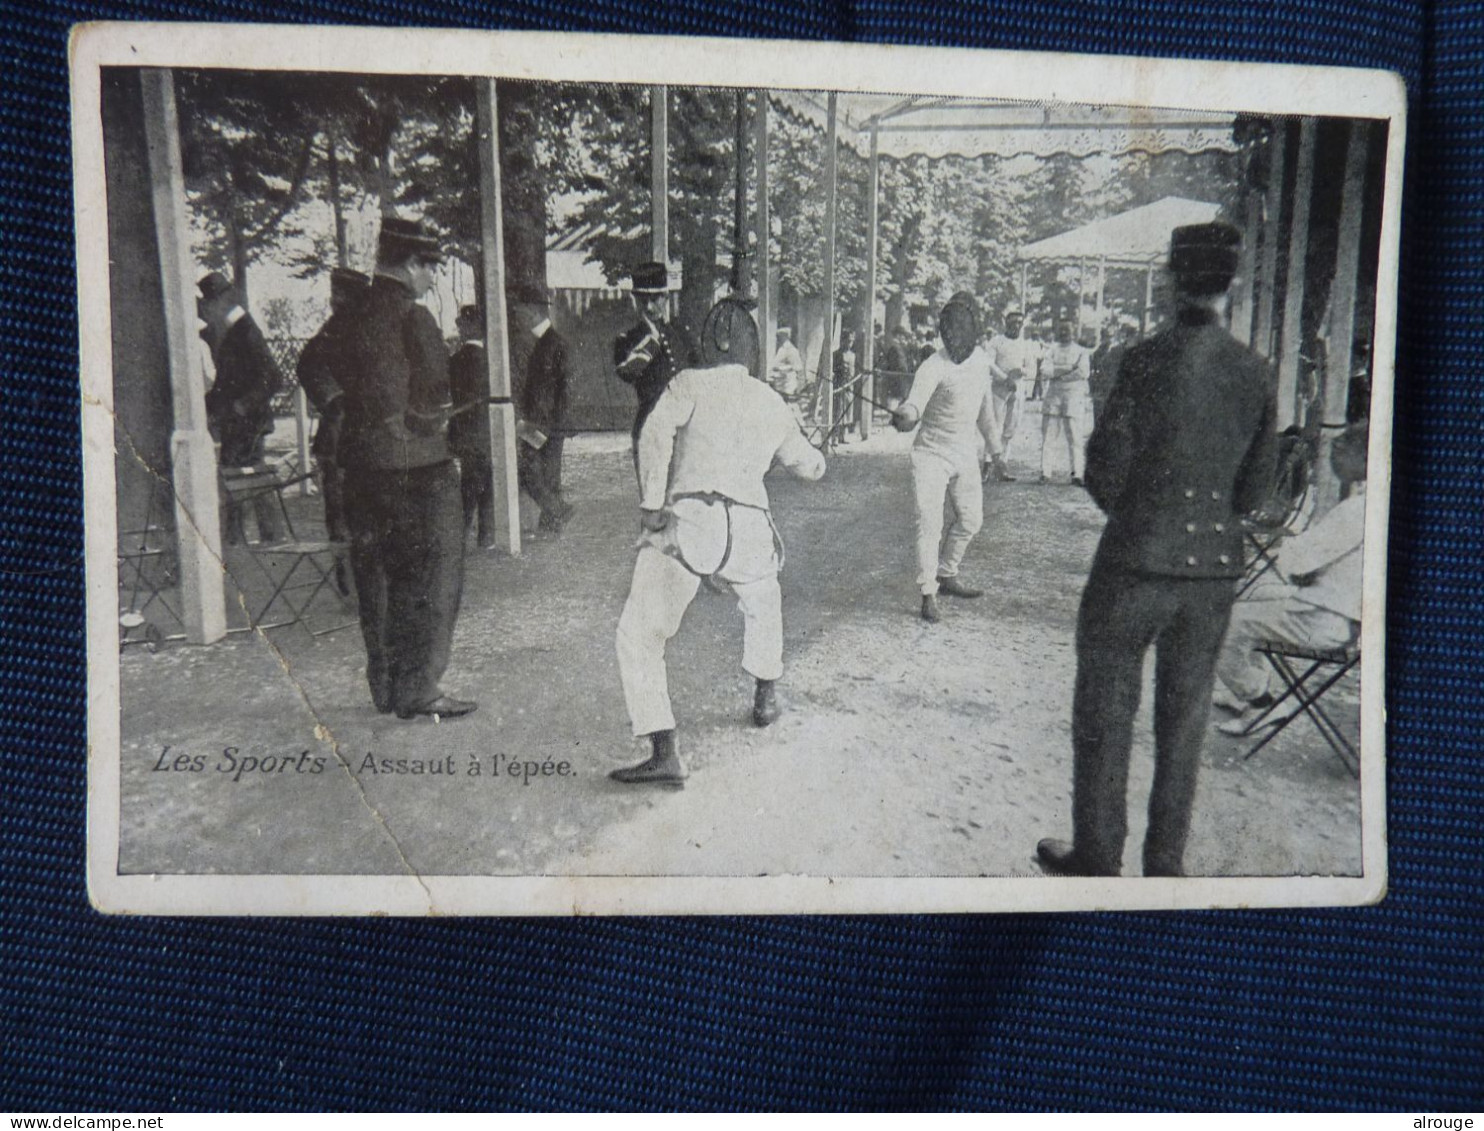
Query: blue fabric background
[[4, 0, 1481, 1112]]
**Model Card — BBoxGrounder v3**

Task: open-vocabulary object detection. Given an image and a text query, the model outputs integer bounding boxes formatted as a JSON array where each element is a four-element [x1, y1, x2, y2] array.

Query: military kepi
[[631, 261, 670, 294], [1168, 221, 1241, 294], [378, 216, 443, 262]]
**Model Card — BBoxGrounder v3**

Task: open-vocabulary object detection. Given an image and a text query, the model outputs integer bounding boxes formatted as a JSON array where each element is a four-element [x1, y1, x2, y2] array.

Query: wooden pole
[[755, 92, 772, 384], [140, 68, 225, 644], [475, 78, 521, 556], [1094, 256, 1106, 333], [1142, 263, 1154, 336], [1231, 192, 1261, 344], [861, 121, 879, 438], [732, 90, 747, 295], [1254, 124, 1287, 357], [1019, 260, 1028, 313], [651, 85, 669, 263], [1314, 120, 1369, 513], [1277, 119, 1317, 431], [819, 92, 839, 438]]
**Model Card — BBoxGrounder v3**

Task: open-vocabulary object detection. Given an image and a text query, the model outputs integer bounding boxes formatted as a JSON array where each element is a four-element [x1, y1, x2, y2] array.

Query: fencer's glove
[[640, 508, 670, 533], [891, 403, 920, 432]]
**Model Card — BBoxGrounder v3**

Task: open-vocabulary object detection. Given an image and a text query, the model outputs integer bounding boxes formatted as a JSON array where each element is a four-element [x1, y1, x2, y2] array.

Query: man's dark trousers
[[345, 461, 464, 714], [459, 454, 495, 545], [1071, 559, 1237, 877], [518, 438, 566, 527]]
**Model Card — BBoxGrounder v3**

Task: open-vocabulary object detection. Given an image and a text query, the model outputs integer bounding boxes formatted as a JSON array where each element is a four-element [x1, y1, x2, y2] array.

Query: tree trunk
[[679, 209, 717, 339], [327, 136, 348, 267], [494, 80, 549, 303], [227, 183, 250, 308]]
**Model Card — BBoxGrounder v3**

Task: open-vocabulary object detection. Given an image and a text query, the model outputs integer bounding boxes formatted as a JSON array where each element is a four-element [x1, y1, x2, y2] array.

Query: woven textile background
[[4, 0, 1481, 1112]]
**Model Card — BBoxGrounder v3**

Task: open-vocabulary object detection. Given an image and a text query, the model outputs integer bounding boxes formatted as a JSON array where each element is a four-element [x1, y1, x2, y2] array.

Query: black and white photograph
[[73, 25, 1402, 914]]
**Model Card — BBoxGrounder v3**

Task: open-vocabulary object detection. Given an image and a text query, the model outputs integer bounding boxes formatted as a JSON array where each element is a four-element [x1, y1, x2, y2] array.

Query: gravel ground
[[117, 411, 1363, 880]]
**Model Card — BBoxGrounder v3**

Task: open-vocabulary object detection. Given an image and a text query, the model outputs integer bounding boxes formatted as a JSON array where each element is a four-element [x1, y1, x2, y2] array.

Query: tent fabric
[[1018, 196, 1223, 264]]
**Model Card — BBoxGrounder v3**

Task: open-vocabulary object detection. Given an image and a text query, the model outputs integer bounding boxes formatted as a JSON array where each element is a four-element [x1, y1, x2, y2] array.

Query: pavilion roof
[[1017, 195, 1223, 265]]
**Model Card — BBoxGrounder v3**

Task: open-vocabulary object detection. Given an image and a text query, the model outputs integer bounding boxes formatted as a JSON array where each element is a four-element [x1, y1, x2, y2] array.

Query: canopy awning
[[1018, 196, 1223, 266], [770, 92, 1239, 160]]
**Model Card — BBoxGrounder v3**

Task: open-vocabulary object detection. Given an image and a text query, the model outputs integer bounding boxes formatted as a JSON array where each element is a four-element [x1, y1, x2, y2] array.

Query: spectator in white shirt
[[1214, 424, 1368, 732]]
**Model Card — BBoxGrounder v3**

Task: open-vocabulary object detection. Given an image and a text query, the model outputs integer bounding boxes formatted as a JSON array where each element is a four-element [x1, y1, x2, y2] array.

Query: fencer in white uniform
[[611, 302, 826, 788], [893, 292, 1000, 624]]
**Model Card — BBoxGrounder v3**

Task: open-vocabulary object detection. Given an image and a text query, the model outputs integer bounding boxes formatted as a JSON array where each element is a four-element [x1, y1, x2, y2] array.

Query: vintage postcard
[[72, 23, 1403, 914]]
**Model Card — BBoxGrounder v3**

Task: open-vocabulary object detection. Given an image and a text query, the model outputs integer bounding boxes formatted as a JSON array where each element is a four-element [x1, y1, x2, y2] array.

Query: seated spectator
[[1213, 423, 1369, 733]]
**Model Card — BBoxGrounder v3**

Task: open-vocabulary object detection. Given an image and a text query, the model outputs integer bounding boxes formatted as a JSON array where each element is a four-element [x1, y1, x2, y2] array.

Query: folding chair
[[1238, 429, 1314, 597], [220, 466, 354, 638], [117, 489, 186, 652], [1233, 639, 1361, 777]]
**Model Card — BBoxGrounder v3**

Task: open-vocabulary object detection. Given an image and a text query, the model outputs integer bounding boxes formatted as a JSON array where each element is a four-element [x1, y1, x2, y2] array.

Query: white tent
[[1019, 196, 1223, 267]]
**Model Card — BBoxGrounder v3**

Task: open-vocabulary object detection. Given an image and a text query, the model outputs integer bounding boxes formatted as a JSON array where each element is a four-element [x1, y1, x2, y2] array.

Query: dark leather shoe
[[753, 680, 781, 728], [937, 575, 984, 599], [1035, 838, 1114, 877], [921, 594, 941, 623], [396, 695, 478, 720], [610, 754, 687, 787]]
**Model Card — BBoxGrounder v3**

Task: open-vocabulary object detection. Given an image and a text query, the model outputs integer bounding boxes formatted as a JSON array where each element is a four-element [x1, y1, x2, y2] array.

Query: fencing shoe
[[753, 679, 781, 728], [610, 730, 687, 788]]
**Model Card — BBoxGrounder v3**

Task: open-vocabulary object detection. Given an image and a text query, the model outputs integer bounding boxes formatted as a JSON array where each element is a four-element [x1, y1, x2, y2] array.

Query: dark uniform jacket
[[1085, 307, 1277, 580], [296, 311, 355, 416], [447, 341, 490, 462], [296, 307, 359, 462], [613, 318, 697, 440], [519, 326, 571, 437], [336, 276, 453, 473], [204, 313, 281, 466]]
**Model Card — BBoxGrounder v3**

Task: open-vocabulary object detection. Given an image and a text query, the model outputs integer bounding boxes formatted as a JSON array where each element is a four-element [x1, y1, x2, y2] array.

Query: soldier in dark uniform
[[612, 261, 698, 455], [296, 266, 370, 549], [336, 217, 475, 720], [511, 286, 574, 534], [447, 304, 495, 548], [1036, 222, 1277, 878], [197, 271, 284, 545]]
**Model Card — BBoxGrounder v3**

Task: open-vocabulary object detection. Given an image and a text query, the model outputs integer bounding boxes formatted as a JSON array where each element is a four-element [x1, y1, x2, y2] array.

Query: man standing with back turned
[[1036, 222, 1276, 878], [337, 217, 475, 720], [613, 261, 698, 457]]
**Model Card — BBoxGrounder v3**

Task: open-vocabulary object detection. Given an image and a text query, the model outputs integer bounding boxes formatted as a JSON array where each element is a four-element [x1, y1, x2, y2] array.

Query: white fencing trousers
[[616, 506, 783, 737], [911, 448, 983, 596], [991, 380, 1021, 451]]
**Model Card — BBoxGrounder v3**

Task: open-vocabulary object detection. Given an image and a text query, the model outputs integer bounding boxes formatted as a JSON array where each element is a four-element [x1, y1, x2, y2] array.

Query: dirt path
[[119, 423, 1362, 880]]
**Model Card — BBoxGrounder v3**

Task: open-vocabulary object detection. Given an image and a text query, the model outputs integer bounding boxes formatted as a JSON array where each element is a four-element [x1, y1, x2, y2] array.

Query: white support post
[[861, 121, 879, 438], [651, 86, 669, 263], [140, 68, 225, 644], [755, 92, 772, 383], [819, 92, 838, 438], [294, 386, 312, 495], [475, 79, 521, 556]]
